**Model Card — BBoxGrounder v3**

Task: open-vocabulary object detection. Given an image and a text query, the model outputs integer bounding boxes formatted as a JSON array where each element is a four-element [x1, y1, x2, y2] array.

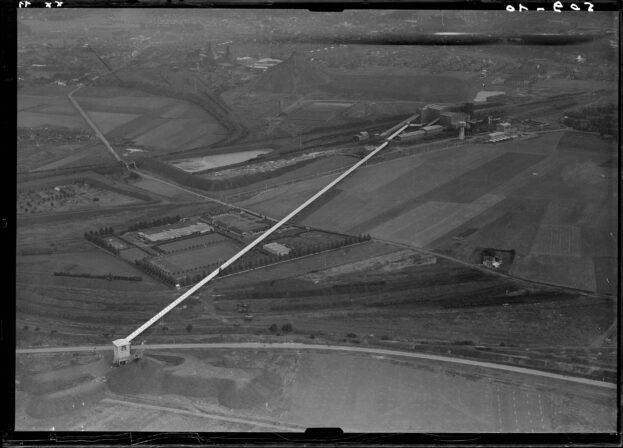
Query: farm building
[[263, 242, 291, 257], [482, 255, 503, 269]]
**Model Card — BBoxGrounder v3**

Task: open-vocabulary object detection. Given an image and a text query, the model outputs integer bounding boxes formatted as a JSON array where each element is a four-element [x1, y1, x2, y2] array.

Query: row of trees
[[218, 233, 372, 277], [84, 231, 120, 255], [134, 258, 184, 287], [126, 215, 181, 232], [53, 272, 142, 282], [86, 227, 115, 236], [562, 104, 617, 136], [131, 231, 372, 287], [269, 323, 293, 333]]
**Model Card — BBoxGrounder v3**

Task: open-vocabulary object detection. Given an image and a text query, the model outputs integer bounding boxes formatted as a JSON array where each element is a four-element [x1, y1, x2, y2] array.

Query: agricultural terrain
[[15, 8, 618, 435], [15, 348, 616, 432], [236, 130, 617, 293]]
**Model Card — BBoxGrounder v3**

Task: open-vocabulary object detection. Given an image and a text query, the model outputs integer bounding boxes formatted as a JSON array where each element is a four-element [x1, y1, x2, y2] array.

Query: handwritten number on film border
[[507, 2, 594, 11]]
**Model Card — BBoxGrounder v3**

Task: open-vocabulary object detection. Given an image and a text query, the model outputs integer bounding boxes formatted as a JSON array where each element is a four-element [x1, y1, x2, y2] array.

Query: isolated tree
[[269, 324, 278, 333], [186, 324, 193, 333], [281, 323, 293, 333]]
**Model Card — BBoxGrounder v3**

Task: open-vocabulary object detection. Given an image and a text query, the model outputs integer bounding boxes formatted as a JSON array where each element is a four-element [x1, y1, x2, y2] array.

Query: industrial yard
[[14, 8, 618, 435]]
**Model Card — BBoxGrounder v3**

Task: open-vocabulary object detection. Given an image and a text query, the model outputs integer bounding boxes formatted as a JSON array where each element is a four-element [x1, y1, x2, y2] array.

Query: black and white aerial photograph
[[15, 7, 619, 434]]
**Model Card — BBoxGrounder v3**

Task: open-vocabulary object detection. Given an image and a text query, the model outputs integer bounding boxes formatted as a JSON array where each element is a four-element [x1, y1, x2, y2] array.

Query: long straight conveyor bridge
[[112, 119, 415, 364]]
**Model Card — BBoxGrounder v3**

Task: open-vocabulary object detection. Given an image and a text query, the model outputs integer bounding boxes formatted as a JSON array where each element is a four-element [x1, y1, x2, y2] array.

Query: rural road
[[68, 86, 122, 163], [16, 342, 616, 389]]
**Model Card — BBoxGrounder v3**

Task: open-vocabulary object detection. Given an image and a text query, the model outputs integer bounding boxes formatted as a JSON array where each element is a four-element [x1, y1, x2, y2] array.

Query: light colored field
[[279, 352, 615, 432], [530, 225, 582, 257], [173, 150, 272, 173], [15, 350, 616, 432], [84, 111, 141, 134], [371, 194, 506, 248]]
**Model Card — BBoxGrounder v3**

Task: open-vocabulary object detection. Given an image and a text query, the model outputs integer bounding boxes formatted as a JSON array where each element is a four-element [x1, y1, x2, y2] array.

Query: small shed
[[113, 338, 131, 365]]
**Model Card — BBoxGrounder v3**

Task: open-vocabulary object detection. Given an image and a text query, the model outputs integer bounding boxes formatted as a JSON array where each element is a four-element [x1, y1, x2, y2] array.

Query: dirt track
[[16, 342, 616, 389]]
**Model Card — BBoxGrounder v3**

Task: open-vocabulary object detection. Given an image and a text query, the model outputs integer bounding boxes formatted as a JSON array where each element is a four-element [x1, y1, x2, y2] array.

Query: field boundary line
[[373, 237, 612, 299], [67, 86, 122, 163]]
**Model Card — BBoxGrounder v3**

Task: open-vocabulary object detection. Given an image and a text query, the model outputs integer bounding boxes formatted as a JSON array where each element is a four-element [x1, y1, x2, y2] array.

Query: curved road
[[16, 342, 615, 390]]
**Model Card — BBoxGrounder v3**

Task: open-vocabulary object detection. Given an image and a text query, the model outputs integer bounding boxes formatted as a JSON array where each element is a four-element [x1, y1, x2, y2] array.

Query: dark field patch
[[556, 132, 616, 153], [593, 256, 617, 295], [329, 74, 478, 102], [156, 232, 229, 253], [293, 188, 343, 223], [580, 226, 617, 258], [429, 197, 549, 260], [416, 152, 546, 204]]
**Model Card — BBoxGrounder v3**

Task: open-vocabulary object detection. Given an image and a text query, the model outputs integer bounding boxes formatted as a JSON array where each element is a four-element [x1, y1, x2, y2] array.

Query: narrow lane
[[16, 342, 616, 389], [67, 86, 122, 163]]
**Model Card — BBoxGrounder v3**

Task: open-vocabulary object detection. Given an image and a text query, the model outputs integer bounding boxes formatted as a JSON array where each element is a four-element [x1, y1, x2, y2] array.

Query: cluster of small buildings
[[395, 104, 470, 143], [138, 221, 213, 243], [487, 121, 513, 143]]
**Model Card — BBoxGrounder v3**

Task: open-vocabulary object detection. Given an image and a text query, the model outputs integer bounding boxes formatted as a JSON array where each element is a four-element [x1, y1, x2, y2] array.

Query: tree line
[[53, 272, 142, 282], [126, 215, 182, 232], [84, 229, 119, 255]]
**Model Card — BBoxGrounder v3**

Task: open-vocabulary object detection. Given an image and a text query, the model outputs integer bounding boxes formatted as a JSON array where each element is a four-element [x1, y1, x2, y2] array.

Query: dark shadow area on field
[[106, 355, 282, 410]]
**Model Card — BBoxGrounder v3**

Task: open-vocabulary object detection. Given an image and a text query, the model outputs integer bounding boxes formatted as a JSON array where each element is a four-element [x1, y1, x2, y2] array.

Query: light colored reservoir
[[172, 149, 272, 173], [473, 91, 506, 103]]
